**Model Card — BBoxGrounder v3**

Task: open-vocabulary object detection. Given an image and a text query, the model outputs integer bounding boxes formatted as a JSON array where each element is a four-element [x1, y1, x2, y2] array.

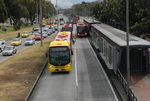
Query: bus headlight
[[66, 64, 70, 68], [50, 65, 54, 68]]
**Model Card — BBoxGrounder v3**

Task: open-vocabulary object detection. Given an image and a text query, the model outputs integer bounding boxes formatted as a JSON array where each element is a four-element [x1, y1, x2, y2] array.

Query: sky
[[49, 0, 102, 9]]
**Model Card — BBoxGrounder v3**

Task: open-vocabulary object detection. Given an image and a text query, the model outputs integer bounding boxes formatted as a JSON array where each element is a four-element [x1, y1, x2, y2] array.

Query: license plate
[[58, 69, 62, 71], [3, 53, 8, 55]]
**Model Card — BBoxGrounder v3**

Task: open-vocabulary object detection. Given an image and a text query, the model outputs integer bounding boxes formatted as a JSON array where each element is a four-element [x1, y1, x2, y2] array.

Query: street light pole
[[126, 0, 130, 100], [36, 0, 39, 24], [56, 0, 59, 32], [39, 0, 43, 47]]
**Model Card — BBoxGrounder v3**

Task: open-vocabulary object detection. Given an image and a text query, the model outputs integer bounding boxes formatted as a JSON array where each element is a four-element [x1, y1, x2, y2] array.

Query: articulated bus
[[61, 24, 73, 38], [61, 24, 73, 32], [76, 22, 88, 37], [72, 18, 78, 24], [48, 31, 73, 72]]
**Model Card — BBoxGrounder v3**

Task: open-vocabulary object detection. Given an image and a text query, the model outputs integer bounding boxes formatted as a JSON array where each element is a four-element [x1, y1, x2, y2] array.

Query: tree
[[20, 0, 36, 25], [43, 1, 56, 18], [0, 0, 8, 23], [131, 0, 150, 36], [92, 0, 150, 36]]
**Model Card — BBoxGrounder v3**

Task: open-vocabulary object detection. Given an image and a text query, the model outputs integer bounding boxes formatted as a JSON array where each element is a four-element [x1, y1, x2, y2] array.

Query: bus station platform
[[126, 73, 150, 101]]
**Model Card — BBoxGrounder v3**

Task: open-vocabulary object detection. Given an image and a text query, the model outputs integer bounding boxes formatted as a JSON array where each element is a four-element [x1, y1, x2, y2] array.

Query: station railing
[[117, 69, 138, 101]]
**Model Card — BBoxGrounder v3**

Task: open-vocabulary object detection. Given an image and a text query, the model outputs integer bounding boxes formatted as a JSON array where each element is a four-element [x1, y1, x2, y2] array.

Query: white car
[[42, 29, 48, 38], [49, 25, 56, 32], [47, 29, 53, 36], [33, 27, 40, 34], [25, 38, 35, 46], [2, 46, 17, 56], [0, 41, 6, 52], [60, 21, 65, 25]]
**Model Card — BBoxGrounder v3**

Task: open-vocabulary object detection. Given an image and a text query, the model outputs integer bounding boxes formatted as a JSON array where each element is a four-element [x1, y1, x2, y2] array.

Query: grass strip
[[0, 27, 33, 41], [0, 27, 15, 33], [0, 34, 56, 101]]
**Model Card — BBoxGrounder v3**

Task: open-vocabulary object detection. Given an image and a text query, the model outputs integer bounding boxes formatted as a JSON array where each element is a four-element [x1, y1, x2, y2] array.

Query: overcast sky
[[49, 0, 102, 9]]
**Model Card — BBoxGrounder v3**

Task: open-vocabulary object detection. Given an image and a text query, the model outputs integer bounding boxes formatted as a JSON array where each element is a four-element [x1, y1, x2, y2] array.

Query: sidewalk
[[130, 73, 150, 101]]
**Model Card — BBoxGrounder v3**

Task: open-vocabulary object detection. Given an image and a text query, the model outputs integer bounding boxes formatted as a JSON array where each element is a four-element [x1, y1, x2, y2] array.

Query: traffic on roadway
[[1, 0, 150, 101], [27, 16, 119, 101], [0, 24, 57, 62]]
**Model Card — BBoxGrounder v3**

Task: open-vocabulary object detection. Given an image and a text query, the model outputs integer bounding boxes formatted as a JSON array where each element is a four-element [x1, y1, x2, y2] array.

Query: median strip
[[0, 34, 56, 101]]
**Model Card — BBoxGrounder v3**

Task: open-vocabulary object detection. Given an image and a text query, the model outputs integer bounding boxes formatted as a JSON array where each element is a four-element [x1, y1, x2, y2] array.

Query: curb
[[25, 60, 48, 101]]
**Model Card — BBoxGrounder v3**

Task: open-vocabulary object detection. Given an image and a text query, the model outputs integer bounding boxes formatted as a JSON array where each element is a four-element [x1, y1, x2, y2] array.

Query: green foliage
[[72, 0, 150, 36], [43, 1, 56, 18], [13, 21, 31, 30], [3, 0, 56, 26], [72, 1, 98, 16], [0, 0, 8, 23], [0, 27, 14, 33], [91, 0, 150, 36], [1, 26, 7, 32], [13, 22, 21, 30]]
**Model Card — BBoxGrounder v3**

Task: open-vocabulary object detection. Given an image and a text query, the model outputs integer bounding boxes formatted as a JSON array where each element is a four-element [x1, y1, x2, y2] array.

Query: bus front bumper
[[49, 68, 72, 72]]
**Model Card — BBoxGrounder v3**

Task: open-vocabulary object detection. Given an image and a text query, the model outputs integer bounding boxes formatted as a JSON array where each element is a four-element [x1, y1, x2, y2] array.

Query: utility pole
[[36, 0, 39, 24], [126, 0, 130, 100], [56, 0, 59, 32], [39, 0, 43, 47]]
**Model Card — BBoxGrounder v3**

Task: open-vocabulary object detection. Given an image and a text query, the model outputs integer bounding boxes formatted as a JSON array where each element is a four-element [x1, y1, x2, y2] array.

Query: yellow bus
[[48, 31, 73, 72]]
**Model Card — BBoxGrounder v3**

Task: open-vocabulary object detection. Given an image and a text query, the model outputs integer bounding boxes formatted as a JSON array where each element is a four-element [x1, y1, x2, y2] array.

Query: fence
[[117, 70, 138, 101]]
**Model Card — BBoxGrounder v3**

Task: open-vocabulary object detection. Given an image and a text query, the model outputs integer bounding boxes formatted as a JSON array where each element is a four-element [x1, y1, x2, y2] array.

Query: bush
[[1, 26, 7, 32], [22, 22, 29, 27], [13, 21, 29, 30], [13, 22, 21, 30]]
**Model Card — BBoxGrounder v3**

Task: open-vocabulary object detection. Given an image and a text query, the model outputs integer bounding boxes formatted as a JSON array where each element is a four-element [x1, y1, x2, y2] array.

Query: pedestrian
[[17, 32, 20, 38], [72, 36, 76, 44]]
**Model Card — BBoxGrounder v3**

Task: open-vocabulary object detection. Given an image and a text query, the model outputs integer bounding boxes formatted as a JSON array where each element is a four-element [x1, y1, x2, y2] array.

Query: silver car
[[0, 41, 6, 52], [25, 38, 35, 46], [33, 27, 40, 34], [42, 29, 48, 38], [49, 25, 56, 32], [2, 46, 17, 56], [60, 21, 65, 25], [47, 29, 53, 36]]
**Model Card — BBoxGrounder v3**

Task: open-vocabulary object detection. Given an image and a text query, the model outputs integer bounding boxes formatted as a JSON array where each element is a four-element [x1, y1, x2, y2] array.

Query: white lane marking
[[86, 38, 118, 101], [75, 45, 78, 87]]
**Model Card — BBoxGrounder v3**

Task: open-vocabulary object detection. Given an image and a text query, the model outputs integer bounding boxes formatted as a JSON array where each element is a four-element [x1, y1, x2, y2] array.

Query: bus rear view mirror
[[71, 50, 73, 55], [45, 52, 48, 57]]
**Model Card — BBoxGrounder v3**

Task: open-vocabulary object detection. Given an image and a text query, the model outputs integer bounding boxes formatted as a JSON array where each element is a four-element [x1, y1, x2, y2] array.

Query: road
[[0, 37, 33, 62], [0, 34, 57, 62], [0, 14, 66, 62], [28, 23, 118, 101], [0, 16, 119, 101]]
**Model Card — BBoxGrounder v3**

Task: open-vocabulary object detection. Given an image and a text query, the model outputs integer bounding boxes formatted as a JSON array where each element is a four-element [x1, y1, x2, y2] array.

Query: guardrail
[[117, 70, 138, 101]]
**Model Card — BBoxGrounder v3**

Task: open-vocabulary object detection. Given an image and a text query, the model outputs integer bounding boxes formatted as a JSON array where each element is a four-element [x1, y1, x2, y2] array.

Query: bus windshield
[[49, 46, 70, 66], [61, 27, 72, 32], [77, 27, 87, 33]]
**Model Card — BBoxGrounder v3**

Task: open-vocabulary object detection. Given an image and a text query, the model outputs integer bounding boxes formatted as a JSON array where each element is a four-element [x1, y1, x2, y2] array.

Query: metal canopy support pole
[[39, 0, 43, 47], [126, 0, 130, 100]]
